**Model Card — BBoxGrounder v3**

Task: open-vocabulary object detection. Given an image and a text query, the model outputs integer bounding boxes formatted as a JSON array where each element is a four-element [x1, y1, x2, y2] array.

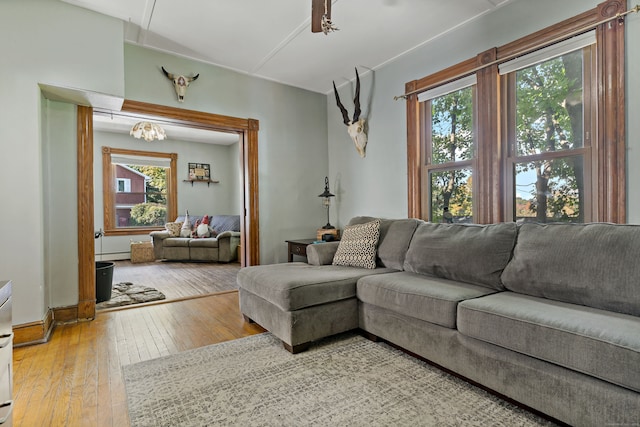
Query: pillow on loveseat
[[165, 222, 183, 237], [332, 219, 381, 269], [209, 215, 241, 234]]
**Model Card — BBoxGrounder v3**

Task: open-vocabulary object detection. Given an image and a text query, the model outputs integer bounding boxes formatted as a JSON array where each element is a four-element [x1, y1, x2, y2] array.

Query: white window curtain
[[111, 154, 171, 168], [499, 30, 595, 75], [417, 74, 477, 103]]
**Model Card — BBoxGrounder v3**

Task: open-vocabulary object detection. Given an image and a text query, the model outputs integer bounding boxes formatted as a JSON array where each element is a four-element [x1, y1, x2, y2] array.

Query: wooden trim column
[[245, 119, 260, 266], [475, 48, 502, 224], [77, 106, 96, 320], [596, 0, 626, 223]]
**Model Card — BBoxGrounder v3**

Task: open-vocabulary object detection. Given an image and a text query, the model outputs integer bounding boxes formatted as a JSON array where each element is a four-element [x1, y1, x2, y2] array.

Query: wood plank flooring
[[12, 292, 266, 427], [111, 260, 240, 301]]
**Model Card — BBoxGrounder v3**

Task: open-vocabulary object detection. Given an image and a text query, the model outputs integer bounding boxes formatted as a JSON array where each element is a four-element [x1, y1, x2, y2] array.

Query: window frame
[[116, 177, 131, 193], [420, 84, 478, 222], [405, 0, 626, 224], [102, 146, 178, 236], [502, 43, 596, 223]]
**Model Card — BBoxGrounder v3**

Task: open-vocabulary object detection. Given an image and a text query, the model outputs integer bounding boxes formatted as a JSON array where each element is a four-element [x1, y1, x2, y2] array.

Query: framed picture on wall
[[188, 162, 210, 180]]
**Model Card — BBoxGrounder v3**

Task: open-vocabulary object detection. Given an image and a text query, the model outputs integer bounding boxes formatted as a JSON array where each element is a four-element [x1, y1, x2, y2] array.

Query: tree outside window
[[425, 86, 475, 223], [509, 48, 592, 223]]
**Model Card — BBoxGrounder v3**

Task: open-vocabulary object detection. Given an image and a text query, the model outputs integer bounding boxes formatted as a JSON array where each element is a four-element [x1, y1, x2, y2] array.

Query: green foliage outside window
[[130, 203, 167, 226], [514, 50, 585, 223], [126, 165, 168, 226], [430, 87, 474, 223]]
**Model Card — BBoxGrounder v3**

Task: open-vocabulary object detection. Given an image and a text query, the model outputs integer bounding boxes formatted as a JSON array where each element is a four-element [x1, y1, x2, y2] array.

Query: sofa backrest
[[348, 216, 421, 270], [174, 214, 240, 233], [403, 222, 518, 291], [501, 223, 640, 316]]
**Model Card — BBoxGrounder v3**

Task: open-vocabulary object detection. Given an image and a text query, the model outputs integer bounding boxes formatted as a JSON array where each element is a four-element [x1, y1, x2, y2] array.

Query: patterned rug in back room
[[123, 332, 558, 427]]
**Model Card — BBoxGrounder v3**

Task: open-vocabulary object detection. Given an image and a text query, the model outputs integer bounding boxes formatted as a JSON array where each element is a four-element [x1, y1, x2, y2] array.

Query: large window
[[406, 1, 626, 224], [102, 147, 178, 236]]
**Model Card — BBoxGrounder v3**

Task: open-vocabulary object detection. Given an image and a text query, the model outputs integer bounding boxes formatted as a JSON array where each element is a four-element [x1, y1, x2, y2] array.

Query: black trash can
[[96, 261, 115, 303]]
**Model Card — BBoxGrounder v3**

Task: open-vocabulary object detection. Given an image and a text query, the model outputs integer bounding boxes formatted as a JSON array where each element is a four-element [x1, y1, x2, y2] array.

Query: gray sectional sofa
[[238, 216, 640, 426]]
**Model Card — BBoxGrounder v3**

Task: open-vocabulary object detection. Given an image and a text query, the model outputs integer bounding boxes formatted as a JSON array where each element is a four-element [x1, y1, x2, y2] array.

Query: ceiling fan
[[311, 0, 339, 34]]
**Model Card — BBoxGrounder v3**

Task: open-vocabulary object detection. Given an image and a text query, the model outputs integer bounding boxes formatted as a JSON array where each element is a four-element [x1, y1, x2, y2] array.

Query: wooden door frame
[[77, 100, 260, 320]]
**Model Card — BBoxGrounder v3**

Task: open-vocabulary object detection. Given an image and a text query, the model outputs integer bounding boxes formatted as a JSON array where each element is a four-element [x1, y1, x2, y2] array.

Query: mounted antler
[[333, 68, 368, 157], [161, 66, 199, 103]]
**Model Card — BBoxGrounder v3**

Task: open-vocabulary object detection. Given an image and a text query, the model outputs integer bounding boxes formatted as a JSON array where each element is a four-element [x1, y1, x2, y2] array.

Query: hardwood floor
[[111, 260, 240, 302], [12, 292, 266, 426]]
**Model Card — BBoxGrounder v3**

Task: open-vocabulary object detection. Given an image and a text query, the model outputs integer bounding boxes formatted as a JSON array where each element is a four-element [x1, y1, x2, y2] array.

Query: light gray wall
[[43, 100, 79, 308], [327, 0, 640, 226], [93, 130, 242, 260]]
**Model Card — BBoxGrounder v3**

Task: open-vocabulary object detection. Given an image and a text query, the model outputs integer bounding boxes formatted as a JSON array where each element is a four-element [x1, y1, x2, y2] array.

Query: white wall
[[93, 130, 242, 260], [327, 0, 640, 225], [0, 0, 125, 324]]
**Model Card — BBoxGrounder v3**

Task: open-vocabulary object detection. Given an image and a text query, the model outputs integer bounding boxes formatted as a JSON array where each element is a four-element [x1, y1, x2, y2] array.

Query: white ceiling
[[61, 0, 513, 95]]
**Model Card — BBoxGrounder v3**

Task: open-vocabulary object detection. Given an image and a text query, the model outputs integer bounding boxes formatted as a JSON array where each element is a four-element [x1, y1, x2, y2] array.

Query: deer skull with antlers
[[333, 68, 367, 158], [162, 66, 199, 103]]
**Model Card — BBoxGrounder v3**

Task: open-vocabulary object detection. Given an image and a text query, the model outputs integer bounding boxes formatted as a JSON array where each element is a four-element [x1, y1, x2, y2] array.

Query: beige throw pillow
[[332, 219, 381, 269], [165, 222, 183, 237]]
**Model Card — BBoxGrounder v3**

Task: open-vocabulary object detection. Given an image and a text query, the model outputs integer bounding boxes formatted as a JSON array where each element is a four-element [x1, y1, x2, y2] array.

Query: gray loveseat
[[238, 216, 640, 426], [151, 214, 240, 262]]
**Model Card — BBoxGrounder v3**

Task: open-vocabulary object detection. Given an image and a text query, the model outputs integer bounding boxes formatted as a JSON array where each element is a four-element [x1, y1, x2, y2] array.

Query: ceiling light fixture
[[130, 121, 167, 142]]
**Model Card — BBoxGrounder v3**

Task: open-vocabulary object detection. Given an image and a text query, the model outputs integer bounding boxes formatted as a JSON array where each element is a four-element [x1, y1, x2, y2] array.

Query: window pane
[[514, 156, 584, 223], [114, 164, 167, 227], [430, 168, 473, 223], [515, 50, 584, 156], [431, 87, 474, 164]]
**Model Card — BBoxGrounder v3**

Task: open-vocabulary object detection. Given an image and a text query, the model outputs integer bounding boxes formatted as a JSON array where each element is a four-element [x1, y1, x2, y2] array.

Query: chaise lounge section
[[238, 216, 640, 426]]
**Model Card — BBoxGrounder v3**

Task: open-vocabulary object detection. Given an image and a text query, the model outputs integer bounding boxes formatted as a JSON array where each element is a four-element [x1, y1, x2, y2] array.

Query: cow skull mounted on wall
[[162, 66, 199, 103], [333, 68, 368, 158]]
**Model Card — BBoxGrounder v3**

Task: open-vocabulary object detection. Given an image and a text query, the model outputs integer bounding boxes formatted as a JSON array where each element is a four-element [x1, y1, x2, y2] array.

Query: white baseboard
[[95, 253, 130, 261]]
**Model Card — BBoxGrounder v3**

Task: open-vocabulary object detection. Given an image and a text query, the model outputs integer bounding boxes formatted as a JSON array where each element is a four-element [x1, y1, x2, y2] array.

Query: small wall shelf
[[183, 179, 219, 187]]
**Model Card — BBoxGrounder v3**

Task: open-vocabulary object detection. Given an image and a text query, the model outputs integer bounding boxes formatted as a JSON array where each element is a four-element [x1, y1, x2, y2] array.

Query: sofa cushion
[[357, 271, 497, 329], [403, 222, 517, 291], [189, 238, 219, 248], [163, 237, 190, 247], [237, 263, 395, 312], [333, 219, 381, 269], [348, 217, 422, 269], [501, 223, 640, 316], [457, 292, 640, 393]]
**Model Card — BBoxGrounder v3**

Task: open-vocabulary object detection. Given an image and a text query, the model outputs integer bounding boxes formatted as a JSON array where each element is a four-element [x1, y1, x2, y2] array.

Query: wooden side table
[[285, 239, 316, 262]]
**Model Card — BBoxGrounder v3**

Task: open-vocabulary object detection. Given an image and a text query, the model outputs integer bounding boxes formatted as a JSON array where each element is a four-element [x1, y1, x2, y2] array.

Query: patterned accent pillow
[[165, 222, 183, 237], [332, 219, 381, 269]]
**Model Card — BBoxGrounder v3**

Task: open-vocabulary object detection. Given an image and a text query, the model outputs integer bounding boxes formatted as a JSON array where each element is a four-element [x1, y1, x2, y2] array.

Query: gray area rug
[[123, 332, 557, 427], [96, 282, 166, 309]]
